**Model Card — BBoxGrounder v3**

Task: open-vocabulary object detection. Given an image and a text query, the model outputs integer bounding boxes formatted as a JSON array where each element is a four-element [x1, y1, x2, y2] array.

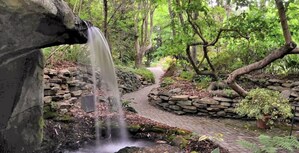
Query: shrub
[[179, 71, 194, 81], [161, 77, 175, 87], [235, 88, 292, 126]]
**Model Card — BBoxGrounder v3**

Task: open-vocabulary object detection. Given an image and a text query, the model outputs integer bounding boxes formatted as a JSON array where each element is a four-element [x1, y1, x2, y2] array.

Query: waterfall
[[87, 27, 128, 144]]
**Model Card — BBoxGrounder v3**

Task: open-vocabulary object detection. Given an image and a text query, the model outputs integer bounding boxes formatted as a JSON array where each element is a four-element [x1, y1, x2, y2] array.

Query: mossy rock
[[171, 135, 189, 149], [53, 114, 74, 123], [128, 124, 141, 133]]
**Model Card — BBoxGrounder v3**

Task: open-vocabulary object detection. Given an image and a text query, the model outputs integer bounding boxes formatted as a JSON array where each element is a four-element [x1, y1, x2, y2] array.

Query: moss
[[37, 116, 44, 143], [128, 124, 141, 133], [172, 135, 189, 149], [54, 114, 74, 123]]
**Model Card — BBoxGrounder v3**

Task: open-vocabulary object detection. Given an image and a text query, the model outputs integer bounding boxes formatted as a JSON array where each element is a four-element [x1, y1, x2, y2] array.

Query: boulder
[[0, 0, 88, 152]]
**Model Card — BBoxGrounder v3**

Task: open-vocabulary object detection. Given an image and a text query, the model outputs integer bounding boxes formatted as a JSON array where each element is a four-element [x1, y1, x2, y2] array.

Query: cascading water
[[66, 26, 153, 153], [87, 26, 128, 143]]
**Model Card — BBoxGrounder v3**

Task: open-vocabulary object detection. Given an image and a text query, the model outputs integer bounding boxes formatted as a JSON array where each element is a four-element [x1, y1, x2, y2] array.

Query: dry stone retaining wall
[[148, 77, 299, 118], [43, 66, 150, 113]]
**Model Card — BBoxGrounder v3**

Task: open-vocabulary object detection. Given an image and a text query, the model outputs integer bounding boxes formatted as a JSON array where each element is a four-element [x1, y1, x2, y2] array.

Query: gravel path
[[122, 67, 256, 153]]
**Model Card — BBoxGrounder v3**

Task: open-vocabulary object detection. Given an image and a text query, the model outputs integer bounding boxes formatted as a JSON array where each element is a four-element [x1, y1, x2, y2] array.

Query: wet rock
[[168, 101, 176, 105], [181, 105, 197, 110]]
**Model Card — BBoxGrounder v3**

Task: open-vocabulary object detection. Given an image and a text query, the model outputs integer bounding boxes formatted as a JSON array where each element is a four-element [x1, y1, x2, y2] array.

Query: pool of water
[[65, 139, 154, 153]]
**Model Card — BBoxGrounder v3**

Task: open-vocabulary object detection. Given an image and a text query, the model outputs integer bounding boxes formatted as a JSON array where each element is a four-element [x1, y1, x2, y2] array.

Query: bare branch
[[208, 29, 249, 46]]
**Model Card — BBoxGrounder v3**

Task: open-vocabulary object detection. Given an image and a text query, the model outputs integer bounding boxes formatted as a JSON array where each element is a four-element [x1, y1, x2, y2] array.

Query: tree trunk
[[103, 0, 108, 38], [226, 0, 296, 97]]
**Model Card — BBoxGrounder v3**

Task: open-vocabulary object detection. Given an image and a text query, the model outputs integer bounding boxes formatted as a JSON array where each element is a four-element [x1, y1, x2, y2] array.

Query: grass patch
[[116, 65, 155, 83]]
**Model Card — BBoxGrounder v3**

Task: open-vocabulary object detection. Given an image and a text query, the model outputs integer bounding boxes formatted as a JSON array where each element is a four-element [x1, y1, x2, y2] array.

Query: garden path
[[123, 67, 257, 153]]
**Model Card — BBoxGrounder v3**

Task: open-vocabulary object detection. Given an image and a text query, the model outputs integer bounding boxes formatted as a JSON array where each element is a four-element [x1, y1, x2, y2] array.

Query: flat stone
[[177, 100, 192, 106], [291, 81, 299, 87], [51, 87, 61, 92], [61, 84, 68, 90], [183, 109, 197, 113], [210, 104, 227, 109], [71, 90, 82, 97], [57, 102, 72, 109], [291, 92, 299, 98], [170, 95, 189, 101], [197, 112, 208, 116], [213, 96, 233, 102], [44, 89, 56, 96], [207, 107, 220, 111], [224, 108, 235, 113], [220, 102, 231, 107], [169, 88, 182, 94], [217, 111, 226, 116], [192, 102, 207, 108], [49, 79, 63, 84], [160, 95, 169, 101], [189, 96, 199, 99], [181, 105, 197, 110], [67, 80, 80, 87], [48, 69, 58, 76], [281, 90, 291, 99], [292, 86, 299, 92], [168, 105, 182, 111], [173, 111, 186, 115], [60, 69, 71, 76], [158, 92, 170, 97], [69, 97, 78, 104], [267, 85, 285, 91], [282, 83, 292, 88], [198, 97, 219, 105], [63, 93, 72, 100], [268, 79, 284, 84], [168, 101, 176, 105], [52, 95, 64, 101], [43, 83, 51, 90], [158, 103, 169, 109], [43, 96, 52, 103], [43, 75, 50, 79]]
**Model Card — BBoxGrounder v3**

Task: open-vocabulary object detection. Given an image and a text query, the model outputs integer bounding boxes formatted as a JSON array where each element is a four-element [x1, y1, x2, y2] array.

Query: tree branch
[[289, 48, 299, 54], [208, 29, 249, 46], [275, 0, 292, 44], [226, 42, 296, 97]]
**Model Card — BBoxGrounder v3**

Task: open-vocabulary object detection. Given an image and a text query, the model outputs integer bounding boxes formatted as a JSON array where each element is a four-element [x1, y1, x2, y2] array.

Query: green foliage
[[134, 68, 155, 83], [179, 71, 194, 81], [193, 76, 212, 89], [161, 77, 175, 87], [211, 148, 220, 153], [235, 88, 292, 126], [117, 66, 155, 83], [238, 135, 299, 153], [43, 45, 89, 65]]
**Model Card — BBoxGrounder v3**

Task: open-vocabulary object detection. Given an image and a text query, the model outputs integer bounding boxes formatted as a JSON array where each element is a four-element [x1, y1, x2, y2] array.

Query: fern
[[238, 135, 299, 153]]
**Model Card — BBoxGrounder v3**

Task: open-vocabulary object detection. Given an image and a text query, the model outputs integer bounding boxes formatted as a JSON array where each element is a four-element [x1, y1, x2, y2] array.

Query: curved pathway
[[123, 67, 255, 153]]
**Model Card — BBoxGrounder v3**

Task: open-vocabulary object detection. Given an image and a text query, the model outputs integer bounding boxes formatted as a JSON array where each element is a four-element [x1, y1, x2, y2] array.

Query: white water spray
[[87, 27, 128, 144]]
